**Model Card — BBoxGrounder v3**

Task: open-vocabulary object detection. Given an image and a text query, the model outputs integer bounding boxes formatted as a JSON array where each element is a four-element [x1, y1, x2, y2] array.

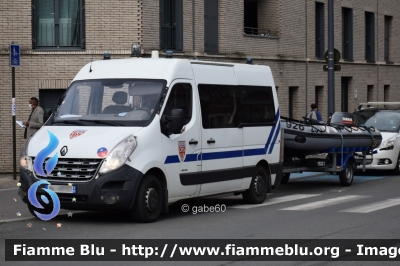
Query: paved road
[[1, 172, 400, 266]]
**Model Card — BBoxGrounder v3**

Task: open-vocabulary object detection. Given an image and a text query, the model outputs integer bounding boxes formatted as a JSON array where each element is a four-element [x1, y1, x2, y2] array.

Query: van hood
[[27, 126, 142, 159]]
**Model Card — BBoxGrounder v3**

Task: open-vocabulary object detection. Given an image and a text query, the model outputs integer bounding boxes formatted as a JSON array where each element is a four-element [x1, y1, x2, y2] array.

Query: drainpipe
[[376, 0, 379, 101], [305, 0, 308, 115], [193, 0, 195, 54]]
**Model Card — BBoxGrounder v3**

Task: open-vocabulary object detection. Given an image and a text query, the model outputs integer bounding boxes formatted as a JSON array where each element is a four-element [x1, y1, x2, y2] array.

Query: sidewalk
[[0, 173, 20, 190]]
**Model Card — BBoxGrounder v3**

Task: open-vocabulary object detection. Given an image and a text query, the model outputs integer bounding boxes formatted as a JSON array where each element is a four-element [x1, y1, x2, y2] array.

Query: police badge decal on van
[[178, 141, 186, 162]]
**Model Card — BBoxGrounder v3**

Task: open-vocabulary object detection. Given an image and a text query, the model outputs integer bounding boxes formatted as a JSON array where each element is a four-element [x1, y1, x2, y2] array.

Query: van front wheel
[[131, 175, 163, 223], [242, 166, 268, 204]]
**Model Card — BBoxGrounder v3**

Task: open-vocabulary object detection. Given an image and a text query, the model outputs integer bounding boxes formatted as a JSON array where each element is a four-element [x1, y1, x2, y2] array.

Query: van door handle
[[189, 139, 198, 145], [207, 138, 215, 144]]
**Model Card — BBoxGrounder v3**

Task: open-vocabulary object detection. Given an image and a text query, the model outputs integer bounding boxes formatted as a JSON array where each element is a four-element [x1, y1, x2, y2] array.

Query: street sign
[[325, 48, 341, 64], [323, 65, 341, 71], [9, 44, 20, 67]]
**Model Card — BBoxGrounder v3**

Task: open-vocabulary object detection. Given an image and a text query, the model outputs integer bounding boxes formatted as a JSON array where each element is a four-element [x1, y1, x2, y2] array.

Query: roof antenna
[[89, 51, 94, 73]]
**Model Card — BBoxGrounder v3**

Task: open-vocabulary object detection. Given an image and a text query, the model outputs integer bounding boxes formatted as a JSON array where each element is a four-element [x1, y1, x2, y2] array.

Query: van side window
[[199, 84, 276, 128], [199, 84, 237, 129], [238, 85, 276, 124], [162, 83, 193, 124]]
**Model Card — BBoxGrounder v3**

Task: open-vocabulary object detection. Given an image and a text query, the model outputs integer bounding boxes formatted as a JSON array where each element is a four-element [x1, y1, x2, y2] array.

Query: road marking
[[340, 198, 400, 213], [230, 194, 321, 209], [280, 195, 369, 211], [0, 187, 18, 192]]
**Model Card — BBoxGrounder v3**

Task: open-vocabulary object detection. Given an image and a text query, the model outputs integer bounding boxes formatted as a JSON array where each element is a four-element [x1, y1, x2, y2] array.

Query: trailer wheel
[[281, 173, 291, 184], [131, 175, 163, 223], [242, 165, 268, 204], [339, 163, 354, 186]]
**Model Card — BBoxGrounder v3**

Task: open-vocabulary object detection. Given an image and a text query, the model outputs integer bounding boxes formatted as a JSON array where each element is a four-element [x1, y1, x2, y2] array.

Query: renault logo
[[60, 146, 68, 156]]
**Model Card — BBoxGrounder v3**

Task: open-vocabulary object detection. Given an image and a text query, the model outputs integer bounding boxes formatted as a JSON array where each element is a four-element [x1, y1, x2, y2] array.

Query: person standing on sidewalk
[[23, 97, 44, 139], [305, 103, 323, 122]]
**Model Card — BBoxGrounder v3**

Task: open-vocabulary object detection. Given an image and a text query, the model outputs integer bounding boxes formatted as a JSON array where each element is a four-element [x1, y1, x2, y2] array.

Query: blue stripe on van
[[164, 108, 280, 164], [202, 150, 242, 161], [268, 121, 281, 154], [184, 154, 198, 162], [164, 155, 180, 164]]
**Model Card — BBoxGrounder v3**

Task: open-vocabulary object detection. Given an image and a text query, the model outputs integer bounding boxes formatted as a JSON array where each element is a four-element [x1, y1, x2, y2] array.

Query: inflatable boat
[[281, 112, 382, 158]]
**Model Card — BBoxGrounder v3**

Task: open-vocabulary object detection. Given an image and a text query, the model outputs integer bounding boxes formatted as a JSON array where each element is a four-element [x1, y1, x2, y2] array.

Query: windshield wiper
[[52, 120, 85, 126], [79, 119, 124, 126]]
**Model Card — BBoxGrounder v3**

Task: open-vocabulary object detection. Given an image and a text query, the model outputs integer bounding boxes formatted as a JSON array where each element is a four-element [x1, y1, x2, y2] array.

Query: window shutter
[[204, 0, 218, 53], [348, 9, 353, 59], [175, 0, 183, 51], [80, 0, 86, 49], [384, 16, 390, 61], [315, 3, 324, 58], [32, 0, 36, 49]]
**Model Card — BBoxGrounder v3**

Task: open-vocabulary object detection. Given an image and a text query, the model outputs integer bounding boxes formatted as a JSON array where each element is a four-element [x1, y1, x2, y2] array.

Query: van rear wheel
[[242, 165, 268, 204], [131, 175, 163, 223]]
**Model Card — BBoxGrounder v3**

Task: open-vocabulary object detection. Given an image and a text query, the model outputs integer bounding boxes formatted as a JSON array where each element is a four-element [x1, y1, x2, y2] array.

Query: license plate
[[46, 184, 76, 194]]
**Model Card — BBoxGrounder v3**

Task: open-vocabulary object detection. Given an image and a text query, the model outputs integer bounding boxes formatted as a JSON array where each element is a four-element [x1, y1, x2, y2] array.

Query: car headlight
[[99, 135, 137, 174], [19, 136, 33, 172], [379, 136, 397, 149]]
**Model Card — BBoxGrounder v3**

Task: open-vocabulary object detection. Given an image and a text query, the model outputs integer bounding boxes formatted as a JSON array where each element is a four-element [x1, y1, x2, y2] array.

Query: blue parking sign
[[10, 44, 20, 67]]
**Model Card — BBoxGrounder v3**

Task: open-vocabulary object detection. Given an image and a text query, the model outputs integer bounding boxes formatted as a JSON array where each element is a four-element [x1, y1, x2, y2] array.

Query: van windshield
[[51, 79, 166, 127]]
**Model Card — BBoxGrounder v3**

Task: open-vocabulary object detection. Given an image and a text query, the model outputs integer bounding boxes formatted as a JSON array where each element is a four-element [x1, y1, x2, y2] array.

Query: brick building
[[1, 0, 399, 172]]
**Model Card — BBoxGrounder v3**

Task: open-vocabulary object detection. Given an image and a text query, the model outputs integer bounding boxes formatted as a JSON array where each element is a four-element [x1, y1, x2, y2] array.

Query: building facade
[[1, 0, 399, 172]]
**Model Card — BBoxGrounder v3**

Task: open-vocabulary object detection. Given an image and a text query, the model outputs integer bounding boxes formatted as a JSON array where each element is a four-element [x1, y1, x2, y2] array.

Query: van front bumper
[[18, 165, 143, 211]]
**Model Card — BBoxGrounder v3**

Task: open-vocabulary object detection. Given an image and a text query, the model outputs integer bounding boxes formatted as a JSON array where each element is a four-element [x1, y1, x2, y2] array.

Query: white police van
[[19, 57, 282, 222]]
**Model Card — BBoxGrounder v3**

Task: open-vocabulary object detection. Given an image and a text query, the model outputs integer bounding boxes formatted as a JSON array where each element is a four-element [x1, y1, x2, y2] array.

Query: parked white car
[[355, 102, 400, 174]]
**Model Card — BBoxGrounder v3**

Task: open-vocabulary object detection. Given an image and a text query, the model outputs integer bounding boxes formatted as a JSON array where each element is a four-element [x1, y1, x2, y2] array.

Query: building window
[[315, 2, 325, 59], [341, 77, 350, 112], [367, 85, 374, 102], [384, 16, 392, 62], [244, 0, 279, 37], [315, 86, 323, 107], [32, 0, 85, 49], [384, 85, 390, 102], [160, 0, 183, 51], [342, 8, 353, 60], [204, 0, 218, 53], [365, 12, 375, 61], [288, 87, 297, 119]]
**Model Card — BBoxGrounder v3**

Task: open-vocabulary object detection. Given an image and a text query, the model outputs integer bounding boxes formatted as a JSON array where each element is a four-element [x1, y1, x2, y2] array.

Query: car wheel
[[242, 165, 268, 204], [131, 175, 163, 223], [281, 173, 291, 184], [339, 163, 354, 186], [391, 153, 400, 175]]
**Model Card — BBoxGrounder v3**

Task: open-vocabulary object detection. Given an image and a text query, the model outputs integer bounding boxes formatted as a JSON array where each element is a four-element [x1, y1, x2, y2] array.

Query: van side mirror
[[165, 109, 185, 135]]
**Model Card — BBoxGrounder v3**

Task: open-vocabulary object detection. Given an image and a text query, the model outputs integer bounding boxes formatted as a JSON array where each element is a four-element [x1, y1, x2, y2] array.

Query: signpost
[[323, 48, 341, 72], [10, 43, 20, 180]]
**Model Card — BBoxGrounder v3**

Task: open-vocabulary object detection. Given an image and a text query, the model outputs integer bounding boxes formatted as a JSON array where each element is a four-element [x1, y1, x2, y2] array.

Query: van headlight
[[20, 136, 33, 172], [379, 136, 397, 149], [99, 135, 137, 174]]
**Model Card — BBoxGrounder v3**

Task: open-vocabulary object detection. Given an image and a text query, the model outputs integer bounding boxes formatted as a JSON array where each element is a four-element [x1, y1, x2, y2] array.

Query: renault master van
[[19, 58, 282, 222]]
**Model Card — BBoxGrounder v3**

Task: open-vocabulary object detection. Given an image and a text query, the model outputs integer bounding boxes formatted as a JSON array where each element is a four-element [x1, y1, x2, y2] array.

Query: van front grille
[[32, 157, 103, 182]]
